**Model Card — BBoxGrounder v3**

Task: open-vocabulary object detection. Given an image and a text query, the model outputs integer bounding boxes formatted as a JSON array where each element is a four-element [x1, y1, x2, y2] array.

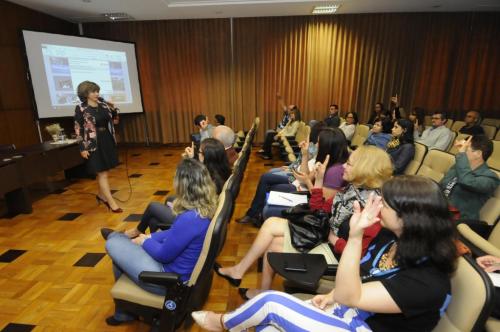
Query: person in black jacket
[[324, 104, 340, 128], [386, 119, 415, 175], [459, 111, 485, 136]]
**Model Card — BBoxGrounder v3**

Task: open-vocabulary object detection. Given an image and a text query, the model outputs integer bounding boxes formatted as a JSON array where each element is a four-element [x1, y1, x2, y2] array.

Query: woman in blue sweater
[[104, 158, 218, 325]]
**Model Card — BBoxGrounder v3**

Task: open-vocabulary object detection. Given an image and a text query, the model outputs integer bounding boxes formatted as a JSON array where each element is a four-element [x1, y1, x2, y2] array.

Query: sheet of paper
[[267, 191, 308, 207], [487, 272, 500, 287]]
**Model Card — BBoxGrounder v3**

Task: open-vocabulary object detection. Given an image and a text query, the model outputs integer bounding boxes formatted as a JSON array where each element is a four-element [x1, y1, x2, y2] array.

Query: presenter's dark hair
[[77, 81, 100, 102], [382, 176, 457, 274], [194, 114, 207, 127]]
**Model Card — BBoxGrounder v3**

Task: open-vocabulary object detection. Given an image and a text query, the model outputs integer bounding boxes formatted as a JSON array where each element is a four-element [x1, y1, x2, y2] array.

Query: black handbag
[[282, 203, 331, 253]]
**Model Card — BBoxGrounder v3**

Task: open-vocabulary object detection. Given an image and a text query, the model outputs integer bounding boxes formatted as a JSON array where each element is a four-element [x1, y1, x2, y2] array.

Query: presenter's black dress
[[86, 105, 119, 175]]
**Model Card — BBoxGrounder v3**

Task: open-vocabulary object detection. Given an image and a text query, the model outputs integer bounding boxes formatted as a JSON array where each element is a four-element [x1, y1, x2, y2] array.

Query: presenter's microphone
[[98, 97, 105, 102]]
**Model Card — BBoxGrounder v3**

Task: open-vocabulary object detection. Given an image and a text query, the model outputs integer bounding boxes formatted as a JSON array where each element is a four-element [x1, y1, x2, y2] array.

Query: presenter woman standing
[[74, 81, 122, 213]]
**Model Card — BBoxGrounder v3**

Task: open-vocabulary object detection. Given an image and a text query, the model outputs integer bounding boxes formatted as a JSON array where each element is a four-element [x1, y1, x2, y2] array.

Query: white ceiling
[[7, 0, 500, 22]]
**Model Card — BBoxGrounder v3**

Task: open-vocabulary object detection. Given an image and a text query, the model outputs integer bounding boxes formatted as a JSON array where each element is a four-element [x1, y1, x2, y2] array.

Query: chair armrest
[[139, 271, 181, 287], [457, 224, 500, 257]]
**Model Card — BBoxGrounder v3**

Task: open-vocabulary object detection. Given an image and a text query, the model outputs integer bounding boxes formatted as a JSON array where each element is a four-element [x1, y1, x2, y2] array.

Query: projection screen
[[22, 30, 144, 118]]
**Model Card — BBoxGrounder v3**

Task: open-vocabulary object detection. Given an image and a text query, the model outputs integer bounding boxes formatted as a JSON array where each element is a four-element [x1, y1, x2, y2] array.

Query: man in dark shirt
[[459, 110, 485, 136], [324, 104, 340, 128]]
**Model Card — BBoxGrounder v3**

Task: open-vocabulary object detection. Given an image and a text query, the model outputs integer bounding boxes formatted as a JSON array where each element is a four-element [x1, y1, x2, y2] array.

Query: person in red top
[[215, 145, 393, 300], [307, 146, 393, 259]]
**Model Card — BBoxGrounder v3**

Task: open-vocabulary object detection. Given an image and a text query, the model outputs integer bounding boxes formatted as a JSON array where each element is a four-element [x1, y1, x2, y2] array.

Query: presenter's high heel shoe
[[96, 195, 107, 206], [96, 195, 122, 213]]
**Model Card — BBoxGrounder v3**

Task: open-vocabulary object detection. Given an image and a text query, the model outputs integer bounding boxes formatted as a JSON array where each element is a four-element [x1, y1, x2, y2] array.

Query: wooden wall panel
[[0, 0, 77, 148]]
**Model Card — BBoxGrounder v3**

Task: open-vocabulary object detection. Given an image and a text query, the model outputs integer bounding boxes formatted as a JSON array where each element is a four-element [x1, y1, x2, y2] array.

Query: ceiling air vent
[[101, 13, 135, 21]]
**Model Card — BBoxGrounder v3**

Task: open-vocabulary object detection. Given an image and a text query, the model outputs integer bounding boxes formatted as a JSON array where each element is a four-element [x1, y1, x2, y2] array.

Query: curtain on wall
[[84, 12, 500, 143]]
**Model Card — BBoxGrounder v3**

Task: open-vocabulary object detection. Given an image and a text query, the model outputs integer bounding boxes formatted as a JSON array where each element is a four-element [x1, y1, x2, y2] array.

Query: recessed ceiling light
[[312, 4, 340, 15]]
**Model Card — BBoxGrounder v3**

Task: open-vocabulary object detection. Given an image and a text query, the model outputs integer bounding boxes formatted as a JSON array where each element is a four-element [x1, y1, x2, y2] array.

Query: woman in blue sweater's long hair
[[104, 158, 218, 326]]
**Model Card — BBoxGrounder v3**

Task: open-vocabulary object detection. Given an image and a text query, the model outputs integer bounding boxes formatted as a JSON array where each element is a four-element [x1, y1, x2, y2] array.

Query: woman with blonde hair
[[216, 146, 393, 299], [103, 158, 217, 325]]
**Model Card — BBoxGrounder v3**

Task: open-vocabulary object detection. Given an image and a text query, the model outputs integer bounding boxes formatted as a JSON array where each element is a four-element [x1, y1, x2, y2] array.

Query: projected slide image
[[53, 76, 73, 90], [41, 44, 133, 107]]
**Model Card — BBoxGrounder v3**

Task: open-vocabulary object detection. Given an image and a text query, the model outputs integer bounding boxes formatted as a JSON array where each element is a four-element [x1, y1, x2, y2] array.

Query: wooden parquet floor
[[0, 146, 285, 331]]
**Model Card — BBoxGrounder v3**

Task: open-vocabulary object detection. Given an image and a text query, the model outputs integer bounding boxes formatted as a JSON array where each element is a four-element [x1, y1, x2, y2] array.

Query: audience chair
[[432, 255, 494, 332], [457, 223, 500, 258], [109, 190, 234, 332], [482, 118, 500, 128], [424, 115, 433, 127], [403, 142, 427, 175], [495, 130, 500, 141], [475, 169, 500, 227], [416, 149, 455, 182], [451, 121, 466, 133], [445, 119, 454, 129], [482, 125, 497, 140], [487, 141, 500, 171], [446, 131, 458, 151], [350, 124, 370, 148]]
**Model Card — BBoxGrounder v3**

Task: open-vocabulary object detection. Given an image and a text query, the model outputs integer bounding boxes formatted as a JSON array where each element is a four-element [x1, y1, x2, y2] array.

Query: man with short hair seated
[[324, 104, 340, 128], [440, 135, 499, 220], [212, 125, 239, 166], [194, 114, 213, 142], [459, 110, 485, 136], [415, 111, 453, 150]]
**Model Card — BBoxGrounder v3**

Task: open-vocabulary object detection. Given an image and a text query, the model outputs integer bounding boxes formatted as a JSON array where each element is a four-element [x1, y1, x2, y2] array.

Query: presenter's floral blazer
[[74, 101, 117, 152]]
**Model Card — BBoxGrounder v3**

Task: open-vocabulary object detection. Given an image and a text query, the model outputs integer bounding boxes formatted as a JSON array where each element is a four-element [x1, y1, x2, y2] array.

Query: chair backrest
[[446, 131, 457, 151], [445, 119, 454, 129], [479, 168, 500, 225], [188, 190, 233, 287], [294, 122, 310, 143], [482, 125, 497, 140], [487, 140, 500, 171], [417, 149, 455, 182], [451, 120, 466, 132], [488, 220, 500, 248], [424, 115, 433, 127], [350, 124, 370, 147], [448, 133, 469, 155], [433, 255, 494, 332], [482, 118, 500, 128], [404, 142, 427, 175]]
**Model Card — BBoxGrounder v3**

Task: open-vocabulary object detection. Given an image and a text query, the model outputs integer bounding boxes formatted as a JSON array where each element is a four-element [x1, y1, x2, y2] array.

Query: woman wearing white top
[[339, 111, 358, 142]]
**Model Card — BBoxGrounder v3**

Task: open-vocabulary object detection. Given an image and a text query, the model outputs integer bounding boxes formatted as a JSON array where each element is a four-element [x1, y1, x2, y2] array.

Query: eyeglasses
[[431, 117, 442, 120], [346, 116, 354, 119]]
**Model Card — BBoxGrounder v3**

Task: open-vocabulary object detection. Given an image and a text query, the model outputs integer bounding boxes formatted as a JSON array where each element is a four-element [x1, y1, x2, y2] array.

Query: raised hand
[[184, 142, 195, 159], [315, 154, 330, 182], [348, 193, 383, 239], [455, 135, 472, 153], [299, 139, 310, 156]]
